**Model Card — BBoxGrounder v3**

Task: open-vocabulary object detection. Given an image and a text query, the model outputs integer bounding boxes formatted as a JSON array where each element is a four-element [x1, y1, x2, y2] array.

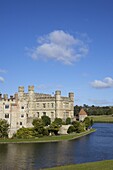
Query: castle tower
[[18, 86, 24, 100], [69, 92, 74, 101], [3, 94, 8, 100], [55, 90, 61, 118], [28, 85, 34, 101], [14, 93, 18, 103], [69, 92, 74, 118]]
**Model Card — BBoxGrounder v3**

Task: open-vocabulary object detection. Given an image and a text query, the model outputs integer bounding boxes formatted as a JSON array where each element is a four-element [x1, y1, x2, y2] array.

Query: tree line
[[74, 105, 113, 116]]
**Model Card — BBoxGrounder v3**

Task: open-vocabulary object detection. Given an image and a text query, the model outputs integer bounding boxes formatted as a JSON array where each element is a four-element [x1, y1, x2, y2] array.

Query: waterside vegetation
[[0, 116, 95, 143], [0, 128, 95, 143]]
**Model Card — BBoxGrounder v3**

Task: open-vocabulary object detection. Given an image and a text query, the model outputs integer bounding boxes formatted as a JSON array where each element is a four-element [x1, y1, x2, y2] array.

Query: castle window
[[51, 103, 54, 108], [43, 112, 46, 116], [5, 105, 9, 109], [21, 114, 24, 118], [37, 112, 39, 117], [20, 122, 22, 125], [5, 113, 9, 118], [21, 106, 24, 109], [43, 103, 46, 108]]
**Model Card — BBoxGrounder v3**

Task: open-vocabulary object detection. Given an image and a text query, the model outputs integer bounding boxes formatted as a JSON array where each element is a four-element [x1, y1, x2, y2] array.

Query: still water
[[0, 123, 113, 170]]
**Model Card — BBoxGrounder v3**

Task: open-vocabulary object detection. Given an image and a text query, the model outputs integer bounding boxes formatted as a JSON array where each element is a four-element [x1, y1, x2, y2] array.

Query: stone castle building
[[0, 86, 74, 137]]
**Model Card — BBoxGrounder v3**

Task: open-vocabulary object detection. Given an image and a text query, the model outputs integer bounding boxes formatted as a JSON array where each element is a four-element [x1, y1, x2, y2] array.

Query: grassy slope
[[43, 160, 113, 170], [89, 115, 113, 123], [0, 129, 95, 143]]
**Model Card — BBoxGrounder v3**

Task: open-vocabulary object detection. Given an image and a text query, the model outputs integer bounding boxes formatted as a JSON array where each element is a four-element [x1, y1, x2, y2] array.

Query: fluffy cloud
[[30, 30, 89, 65], [91, 77, 113, 89], [0, 76, 4, 83]]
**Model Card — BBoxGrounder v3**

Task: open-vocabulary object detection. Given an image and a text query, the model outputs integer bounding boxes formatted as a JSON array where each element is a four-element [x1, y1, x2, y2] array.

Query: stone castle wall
[[0, 85, 74, 137]]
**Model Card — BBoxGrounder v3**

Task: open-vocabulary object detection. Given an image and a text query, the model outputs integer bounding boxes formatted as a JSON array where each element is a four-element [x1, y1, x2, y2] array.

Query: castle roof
[[79, 108, 87, 115]]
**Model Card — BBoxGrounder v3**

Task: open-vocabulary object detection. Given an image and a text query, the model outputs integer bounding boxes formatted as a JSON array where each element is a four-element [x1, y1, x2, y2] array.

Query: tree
[[15, 127, 33, 139], [32, 118, 45, 137], [72, 121, 85, 133], [66, 117, 71, 125], [74, 105, 82, 116], [48, 122, 60, 135], [41, 115, 51, 126], [90, 118, 94, 127], [84, 117, 91, 130], [53, 118, 62, 126], [77, 123, 85, 133], [0, 119, 9, 138], [72, 121, 80, 132], [67, 126, 75, 134]]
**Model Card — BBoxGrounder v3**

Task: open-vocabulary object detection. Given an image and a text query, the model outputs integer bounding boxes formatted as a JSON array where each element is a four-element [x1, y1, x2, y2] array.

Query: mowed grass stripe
[[43, 160, 113, 170]]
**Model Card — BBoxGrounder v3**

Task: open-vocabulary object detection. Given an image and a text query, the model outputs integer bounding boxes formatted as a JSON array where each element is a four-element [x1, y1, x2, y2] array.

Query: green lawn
[[43, 160, 113, 170], [89, 115, 113, 123], [0, 129, 95, 143]]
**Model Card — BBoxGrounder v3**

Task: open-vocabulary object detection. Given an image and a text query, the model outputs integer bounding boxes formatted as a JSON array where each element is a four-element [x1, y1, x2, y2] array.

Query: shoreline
[[0, 129, 96, 144]]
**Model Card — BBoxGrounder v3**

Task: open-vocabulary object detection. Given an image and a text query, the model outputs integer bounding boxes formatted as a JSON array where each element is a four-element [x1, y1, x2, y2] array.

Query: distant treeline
[[74, 105, 113, 116]]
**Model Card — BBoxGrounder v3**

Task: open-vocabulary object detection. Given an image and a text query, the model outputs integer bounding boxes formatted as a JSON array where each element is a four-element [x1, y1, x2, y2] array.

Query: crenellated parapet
[[0, 85, 74, 138], [69, 92, 74, 101], [28, 85, 34, 92], [18, 86, 24, 93]]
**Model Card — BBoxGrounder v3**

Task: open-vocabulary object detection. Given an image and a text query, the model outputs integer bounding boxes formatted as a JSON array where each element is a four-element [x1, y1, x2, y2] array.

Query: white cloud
[[0, 76, 4, 83], [91, 77, 113, 89], [30, 30, 89, 65]]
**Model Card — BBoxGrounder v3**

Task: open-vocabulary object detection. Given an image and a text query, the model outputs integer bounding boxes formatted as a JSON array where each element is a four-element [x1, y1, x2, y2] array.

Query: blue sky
[[0, 0, 113, 106]]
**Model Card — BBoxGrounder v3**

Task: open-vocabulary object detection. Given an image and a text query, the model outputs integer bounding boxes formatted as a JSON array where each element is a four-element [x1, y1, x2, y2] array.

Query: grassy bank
[[89, 115, 113, 123], [43, 160, 113, 170], [0, 129, 95, 144]]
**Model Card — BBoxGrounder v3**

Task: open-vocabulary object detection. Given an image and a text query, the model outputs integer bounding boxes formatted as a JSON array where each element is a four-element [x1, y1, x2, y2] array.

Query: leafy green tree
[[43, 128, 49, 136], [15, 127, 33, 139], [77, 123, 85, 133], [32, 118, 45, 137], [67, 125, 75, 134], [74, 105, 82, 116], [41, 115, 51, 126], [48, 122, 60, 135], [66, 117, 71, 125], [53, 118, 62, 126], [72, 121, 80, 132], [84, 117, 91, 130], [90, 118, 94, 127], [72, 121, 85, 133], [0, 119, 9, 138]]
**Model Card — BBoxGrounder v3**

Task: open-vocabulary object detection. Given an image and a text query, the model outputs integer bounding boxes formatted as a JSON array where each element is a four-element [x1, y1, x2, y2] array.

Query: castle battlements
[[0, 85, 74, 138]]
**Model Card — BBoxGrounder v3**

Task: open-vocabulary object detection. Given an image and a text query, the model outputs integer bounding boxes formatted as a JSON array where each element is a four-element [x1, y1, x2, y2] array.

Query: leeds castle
[[0, 86, 74, 137]]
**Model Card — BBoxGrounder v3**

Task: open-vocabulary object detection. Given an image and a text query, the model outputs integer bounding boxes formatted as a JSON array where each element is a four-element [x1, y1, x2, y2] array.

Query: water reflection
[[0, 123, 113, 169]]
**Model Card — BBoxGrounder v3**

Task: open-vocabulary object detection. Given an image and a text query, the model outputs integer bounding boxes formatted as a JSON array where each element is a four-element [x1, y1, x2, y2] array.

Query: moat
[[0, 123, 113, 170]]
